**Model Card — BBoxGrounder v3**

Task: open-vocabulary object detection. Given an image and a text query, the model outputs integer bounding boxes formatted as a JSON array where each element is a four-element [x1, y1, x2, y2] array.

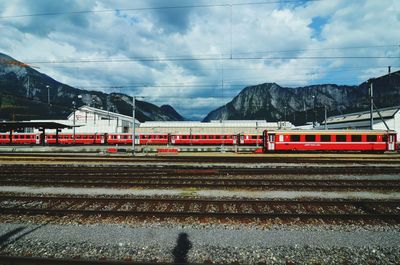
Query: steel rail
[[2, 194, 400, 203], [0, 195, 399, 221], [1, 179, 399, 190], [1, 166, 400, 175], [0, 156, 400, 164]]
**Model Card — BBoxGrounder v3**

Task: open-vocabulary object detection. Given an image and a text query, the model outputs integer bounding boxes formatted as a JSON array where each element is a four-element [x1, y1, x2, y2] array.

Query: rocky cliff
[[203, 71, 400, 125], [0, 52, 185, 121]]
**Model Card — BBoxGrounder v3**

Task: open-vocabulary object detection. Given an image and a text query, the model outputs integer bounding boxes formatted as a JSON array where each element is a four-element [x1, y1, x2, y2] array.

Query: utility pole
[[220, 54, 225, 153], [72, 101, 76, 144], [370, 82, 374, 130], [46, 85, 51, 114], [324, 105, 327, 130], [132, 96, 136, 156], [312, 95, 316, 127], [284, 106, 287, 128]]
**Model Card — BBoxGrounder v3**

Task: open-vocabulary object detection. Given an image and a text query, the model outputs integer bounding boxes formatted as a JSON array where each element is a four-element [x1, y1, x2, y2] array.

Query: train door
[[134, 134, 140, 145], [388, 133, 395, 151], [267, 133, 275, 151], [100, 133, 107, 144]]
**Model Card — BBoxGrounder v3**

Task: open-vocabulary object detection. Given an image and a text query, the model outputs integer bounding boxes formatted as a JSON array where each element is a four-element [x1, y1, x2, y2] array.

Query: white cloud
[[0, 0, 399, 119]]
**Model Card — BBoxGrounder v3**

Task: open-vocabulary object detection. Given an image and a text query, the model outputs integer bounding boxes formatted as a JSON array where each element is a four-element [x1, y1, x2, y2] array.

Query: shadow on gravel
[[172, 232, 192, 264], [0, 225, 45, 250], [0, 227, 25, 247]]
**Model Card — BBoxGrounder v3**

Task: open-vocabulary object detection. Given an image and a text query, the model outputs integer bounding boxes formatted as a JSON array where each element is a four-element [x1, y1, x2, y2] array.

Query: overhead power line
[[24, 55, 400, 65], [0, 0, 322, 19]]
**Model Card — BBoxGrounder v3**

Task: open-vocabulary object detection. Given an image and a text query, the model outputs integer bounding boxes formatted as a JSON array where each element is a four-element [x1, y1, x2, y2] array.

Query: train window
[[290, 135, 300, 142], [222, 135, 226, 139], [269, 134, 275, 142], [202, 135, 206, 139], [382, 135, 388, 142], [366, 135, 377, 142], [351, 135, 362, 142], [320, 135, 331, 142], [305, 135, 316, 142], [252, 135, 257, 139], [336, 135, 347, 142]]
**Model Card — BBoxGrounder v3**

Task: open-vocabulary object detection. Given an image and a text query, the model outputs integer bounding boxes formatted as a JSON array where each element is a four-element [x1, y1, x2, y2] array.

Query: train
[[0, 129, 397, 152], [0, 132, 262, 146]]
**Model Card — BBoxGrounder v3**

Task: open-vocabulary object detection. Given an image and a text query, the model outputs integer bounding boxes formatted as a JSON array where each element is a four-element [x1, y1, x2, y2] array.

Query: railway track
[[0, 195, 399, 222], [0, 154, 400, 165], [1, 177, 400, 190], [1, 164, 400, 175]]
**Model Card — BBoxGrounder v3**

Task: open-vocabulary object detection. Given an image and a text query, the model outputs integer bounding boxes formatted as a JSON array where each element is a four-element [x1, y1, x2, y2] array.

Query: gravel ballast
[[1, 186, 400, 200], [0, 222, 399, 264]]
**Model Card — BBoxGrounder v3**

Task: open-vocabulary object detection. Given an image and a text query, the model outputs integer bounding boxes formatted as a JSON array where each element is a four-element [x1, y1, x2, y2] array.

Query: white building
[[321, 106, 400, 140], [32, 105, 139, 134]]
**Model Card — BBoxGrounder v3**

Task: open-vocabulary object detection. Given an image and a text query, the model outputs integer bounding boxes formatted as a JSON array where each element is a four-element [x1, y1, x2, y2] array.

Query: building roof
[[68, 105, 139, 123], [325, 106, 400, 125], [140, 120, 287, 128]]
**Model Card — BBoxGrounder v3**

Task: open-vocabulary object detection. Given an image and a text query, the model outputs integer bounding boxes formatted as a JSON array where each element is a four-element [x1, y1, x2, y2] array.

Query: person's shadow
[[172, 232, 192, 264]]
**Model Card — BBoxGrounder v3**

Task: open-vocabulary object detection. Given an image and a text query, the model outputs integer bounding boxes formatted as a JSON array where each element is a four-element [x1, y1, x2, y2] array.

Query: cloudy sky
[[0, 0, 399, 120]]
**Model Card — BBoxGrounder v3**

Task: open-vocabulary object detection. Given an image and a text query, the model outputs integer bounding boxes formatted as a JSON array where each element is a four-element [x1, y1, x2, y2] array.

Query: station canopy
[[0, 121, 80, 132]]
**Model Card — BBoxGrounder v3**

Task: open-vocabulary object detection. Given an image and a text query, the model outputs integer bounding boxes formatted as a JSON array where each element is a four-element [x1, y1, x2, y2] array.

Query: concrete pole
[[132, 96, 136, 156], [284, 107, 287, 128], [46, 85, 50, 113], [370, 83, 374, 130], [324, 105, 327, 130], [72, 101, 76, 144]]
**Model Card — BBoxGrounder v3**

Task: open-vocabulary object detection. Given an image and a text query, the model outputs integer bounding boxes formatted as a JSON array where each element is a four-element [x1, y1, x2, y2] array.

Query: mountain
[[203, 70, 400, 125], [0, 52, 185, 121], [160, 104, 185, 121]]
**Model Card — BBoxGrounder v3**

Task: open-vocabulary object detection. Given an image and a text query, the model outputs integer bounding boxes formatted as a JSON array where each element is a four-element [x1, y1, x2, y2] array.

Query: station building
[[31, 105, 138, 134], [321, 106, 400, 140]]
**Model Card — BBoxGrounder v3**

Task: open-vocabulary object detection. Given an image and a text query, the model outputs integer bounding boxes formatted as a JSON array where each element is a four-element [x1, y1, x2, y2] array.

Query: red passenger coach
[[45, 133, 105, 144], [171, 134, 237, 145], [106, 133, 169, 145], [239, 134, 263, 145], [0, 133, 40, 144], [106, 133, 133, 145], [263, 130, 397, 152]]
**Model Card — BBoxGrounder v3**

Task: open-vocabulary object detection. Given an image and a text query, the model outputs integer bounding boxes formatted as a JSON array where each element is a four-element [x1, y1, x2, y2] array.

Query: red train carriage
[[0, 133, 40, 144], [106, 133, 134, 145], [45, 133, 105, 144], [106, 133, 169, 145], [263, 130, 397, 152], [171, 134, 237, 145], [239, 134, 263, 145], [140, 134, 169, 145]]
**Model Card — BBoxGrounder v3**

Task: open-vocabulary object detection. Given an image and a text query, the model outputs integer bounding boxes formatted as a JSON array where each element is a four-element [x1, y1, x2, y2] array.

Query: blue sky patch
[[310, 16, 329, 40]]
